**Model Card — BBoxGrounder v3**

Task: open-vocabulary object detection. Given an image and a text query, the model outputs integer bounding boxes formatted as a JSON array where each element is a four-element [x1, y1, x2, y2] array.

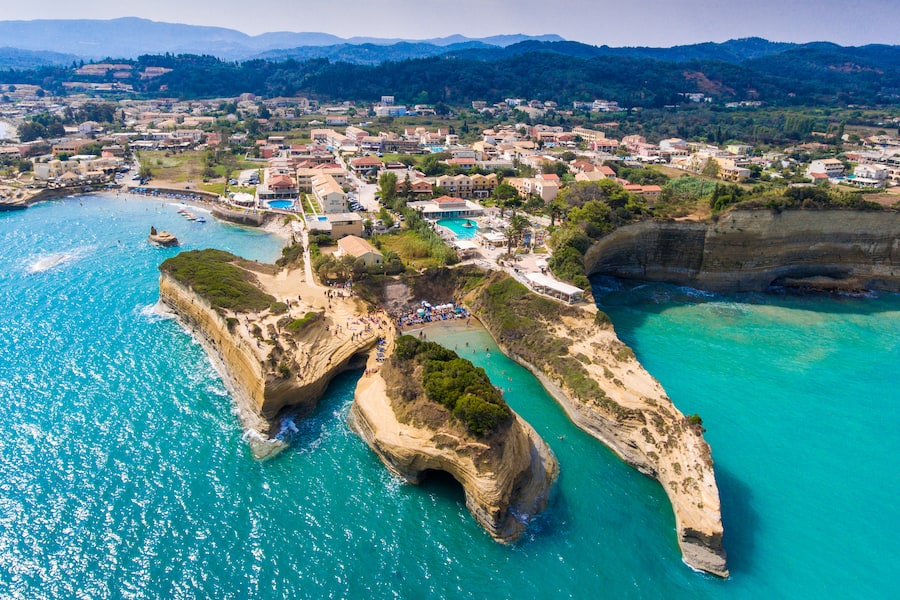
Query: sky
[[3, 0, 899, 47]]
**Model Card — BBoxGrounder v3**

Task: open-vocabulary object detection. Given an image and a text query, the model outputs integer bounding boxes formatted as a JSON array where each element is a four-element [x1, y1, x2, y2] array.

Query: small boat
[[194, 216, 206, 223]]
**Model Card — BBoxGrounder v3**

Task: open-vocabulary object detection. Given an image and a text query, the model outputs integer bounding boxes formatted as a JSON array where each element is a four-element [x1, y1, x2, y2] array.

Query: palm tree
[[505, 212, 530, 255]]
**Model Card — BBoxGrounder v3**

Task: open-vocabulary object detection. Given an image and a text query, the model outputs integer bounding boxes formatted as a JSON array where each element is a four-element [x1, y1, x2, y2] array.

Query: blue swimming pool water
[[437, 217, 478, 239], [267, 200, 294, 210]]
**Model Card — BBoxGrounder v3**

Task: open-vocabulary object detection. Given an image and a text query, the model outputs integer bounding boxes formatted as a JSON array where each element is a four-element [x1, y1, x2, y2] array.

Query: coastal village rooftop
[[408, 195, 484, 219]]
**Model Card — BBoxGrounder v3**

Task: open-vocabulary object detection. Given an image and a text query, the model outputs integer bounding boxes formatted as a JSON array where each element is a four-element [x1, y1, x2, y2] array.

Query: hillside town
[[3, 87, 900, 300]]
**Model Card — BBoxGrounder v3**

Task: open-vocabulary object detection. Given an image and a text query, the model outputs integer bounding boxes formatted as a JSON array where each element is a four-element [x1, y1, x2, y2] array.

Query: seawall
[[584, 209, 900, 292], [211, 206, 269, 227]]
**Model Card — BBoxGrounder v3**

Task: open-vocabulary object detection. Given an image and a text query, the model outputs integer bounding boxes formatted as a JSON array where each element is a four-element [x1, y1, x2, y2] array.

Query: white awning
[[452, 240, 479, 250], [525, 272, 584, 298]]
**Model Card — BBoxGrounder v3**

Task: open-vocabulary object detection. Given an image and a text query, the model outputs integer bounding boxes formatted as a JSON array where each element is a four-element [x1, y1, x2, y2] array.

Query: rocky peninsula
[[156, 247, 725, 574], [585, 208, 900, 293], [348, 335, 558, 543], [158, 248, 388, 456], [390, 268, 728, 577]]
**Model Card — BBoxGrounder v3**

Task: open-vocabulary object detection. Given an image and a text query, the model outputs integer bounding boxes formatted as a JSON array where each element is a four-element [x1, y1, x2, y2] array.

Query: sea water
[[1, 195, 897, 598]]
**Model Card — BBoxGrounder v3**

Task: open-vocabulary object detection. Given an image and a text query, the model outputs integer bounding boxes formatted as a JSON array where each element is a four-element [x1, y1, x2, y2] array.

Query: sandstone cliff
[[585, 209, 900, 293], [348, 351, 558, 543], [159, 270, 384, 457], [462, 272, 728, 577]]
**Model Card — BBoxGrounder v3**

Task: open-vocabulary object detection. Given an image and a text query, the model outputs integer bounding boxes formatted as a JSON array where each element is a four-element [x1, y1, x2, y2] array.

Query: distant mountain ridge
[[0, 17, 563, 62]]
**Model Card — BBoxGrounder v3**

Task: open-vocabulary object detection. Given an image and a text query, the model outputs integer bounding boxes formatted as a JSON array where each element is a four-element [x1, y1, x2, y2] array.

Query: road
[[333, 150, 379, 212]]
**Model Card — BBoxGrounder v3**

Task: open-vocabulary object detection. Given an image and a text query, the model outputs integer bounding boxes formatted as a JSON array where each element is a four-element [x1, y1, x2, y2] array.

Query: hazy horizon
[[1, 1, 898, 48]]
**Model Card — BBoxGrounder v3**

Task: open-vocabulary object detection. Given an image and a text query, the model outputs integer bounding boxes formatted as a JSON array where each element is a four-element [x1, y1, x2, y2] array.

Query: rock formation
[[148, 226, 179, 247], [585, 209, 900, 293], [460, 271, 728, 577], [158, 255, 388, 457], [348, 341, 558, 543]]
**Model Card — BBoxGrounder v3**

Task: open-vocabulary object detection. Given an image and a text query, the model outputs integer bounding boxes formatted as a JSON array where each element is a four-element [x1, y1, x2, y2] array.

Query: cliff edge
[[460, 271, 728, 576], [348, 335, 558, 543], [585, 208, 900, 293], [158, 249, 389, 456]]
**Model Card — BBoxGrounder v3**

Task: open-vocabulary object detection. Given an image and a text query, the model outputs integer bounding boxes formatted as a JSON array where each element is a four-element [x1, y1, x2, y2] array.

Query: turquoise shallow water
[[1, 195, 898, 598], [590, 278, 900, 599]]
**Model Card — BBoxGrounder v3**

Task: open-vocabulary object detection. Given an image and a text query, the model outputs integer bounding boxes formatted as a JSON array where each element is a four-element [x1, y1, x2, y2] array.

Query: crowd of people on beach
[[396, 301, 470, 329], [129, 187, 207, 202]]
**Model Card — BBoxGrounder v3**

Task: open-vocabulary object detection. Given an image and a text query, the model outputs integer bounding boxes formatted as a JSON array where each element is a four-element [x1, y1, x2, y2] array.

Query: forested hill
[[2, 41, 900, 107]]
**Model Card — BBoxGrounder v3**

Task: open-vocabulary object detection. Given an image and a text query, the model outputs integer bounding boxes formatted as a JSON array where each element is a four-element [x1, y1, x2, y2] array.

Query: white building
[[807, 158, 844, 179], [311, 174, 348, 214]]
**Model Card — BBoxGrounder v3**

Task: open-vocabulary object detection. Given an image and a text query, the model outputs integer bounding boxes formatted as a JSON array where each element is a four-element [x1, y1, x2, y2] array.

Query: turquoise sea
[[1, 194, 898, 598]]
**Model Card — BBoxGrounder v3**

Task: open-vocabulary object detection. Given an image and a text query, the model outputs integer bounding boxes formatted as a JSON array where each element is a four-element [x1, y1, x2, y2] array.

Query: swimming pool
[[267, 200, 294, 210], [437, 217, 479, 239]]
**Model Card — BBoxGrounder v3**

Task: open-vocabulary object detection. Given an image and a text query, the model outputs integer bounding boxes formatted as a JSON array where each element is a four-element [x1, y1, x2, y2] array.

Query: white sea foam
[[137, 302, 175, 322], [24, 247, 91, 274], [677, 285, 717, 299]]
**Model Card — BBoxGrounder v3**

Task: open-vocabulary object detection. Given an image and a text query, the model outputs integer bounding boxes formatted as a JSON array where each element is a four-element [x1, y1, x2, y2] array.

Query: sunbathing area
[[396, 301, 471, 329]]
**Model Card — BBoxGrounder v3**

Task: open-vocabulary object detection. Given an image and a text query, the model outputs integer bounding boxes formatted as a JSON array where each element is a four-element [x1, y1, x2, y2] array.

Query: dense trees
[[6, 42, 899, 109], [392, 336, 511, 437]]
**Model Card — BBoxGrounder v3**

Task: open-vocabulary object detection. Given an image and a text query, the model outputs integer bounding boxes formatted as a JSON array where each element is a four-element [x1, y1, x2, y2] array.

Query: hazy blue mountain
[[251, 38, 798, 67], [254, 41, 496, 65], [448, 38, 798, 63], [341, 33, 563, 47], [0, 17, 562, 62]]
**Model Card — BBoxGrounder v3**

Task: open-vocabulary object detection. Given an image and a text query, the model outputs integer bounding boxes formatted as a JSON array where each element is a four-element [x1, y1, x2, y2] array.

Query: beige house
[[297, 166, 346, 192], [336, 235, 383, 267]]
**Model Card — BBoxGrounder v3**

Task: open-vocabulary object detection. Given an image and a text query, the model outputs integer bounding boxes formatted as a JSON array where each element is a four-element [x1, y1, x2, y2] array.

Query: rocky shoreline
[[458, 272, 729, 577], [158, 262, 387, 457], [585, 208, 900, 293], [157, 250, 726, 575], [347, 344, 558, 543]]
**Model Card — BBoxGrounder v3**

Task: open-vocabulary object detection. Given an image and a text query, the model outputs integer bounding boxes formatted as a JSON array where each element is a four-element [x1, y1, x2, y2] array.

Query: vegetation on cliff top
[[160, 248, 276, 312], [466, 272, 634, 420], [549, 173, 891, 289], [389, 335, 511, 437]]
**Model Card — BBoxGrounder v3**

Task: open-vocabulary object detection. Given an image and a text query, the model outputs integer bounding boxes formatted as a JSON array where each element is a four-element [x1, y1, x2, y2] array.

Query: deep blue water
[[1, 195, 897, 598]]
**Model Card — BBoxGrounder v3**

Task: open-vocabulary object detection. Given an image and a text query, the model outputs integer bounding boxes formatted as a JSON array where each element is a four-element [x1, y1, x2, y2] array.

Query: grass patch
[[137, 150, 259, 184], [136, 150, 208, 183], [200, 182, 258, 196], [374, 230, 447, 270], [283, 311, 323, 335], [160, 248, 275, 313]]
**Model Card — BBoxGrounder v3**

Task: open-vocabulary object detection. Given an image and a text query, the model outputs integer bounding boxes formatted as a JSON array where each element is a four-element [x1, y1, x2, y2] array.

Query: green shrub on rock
[[391, 335, 510, 437]]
